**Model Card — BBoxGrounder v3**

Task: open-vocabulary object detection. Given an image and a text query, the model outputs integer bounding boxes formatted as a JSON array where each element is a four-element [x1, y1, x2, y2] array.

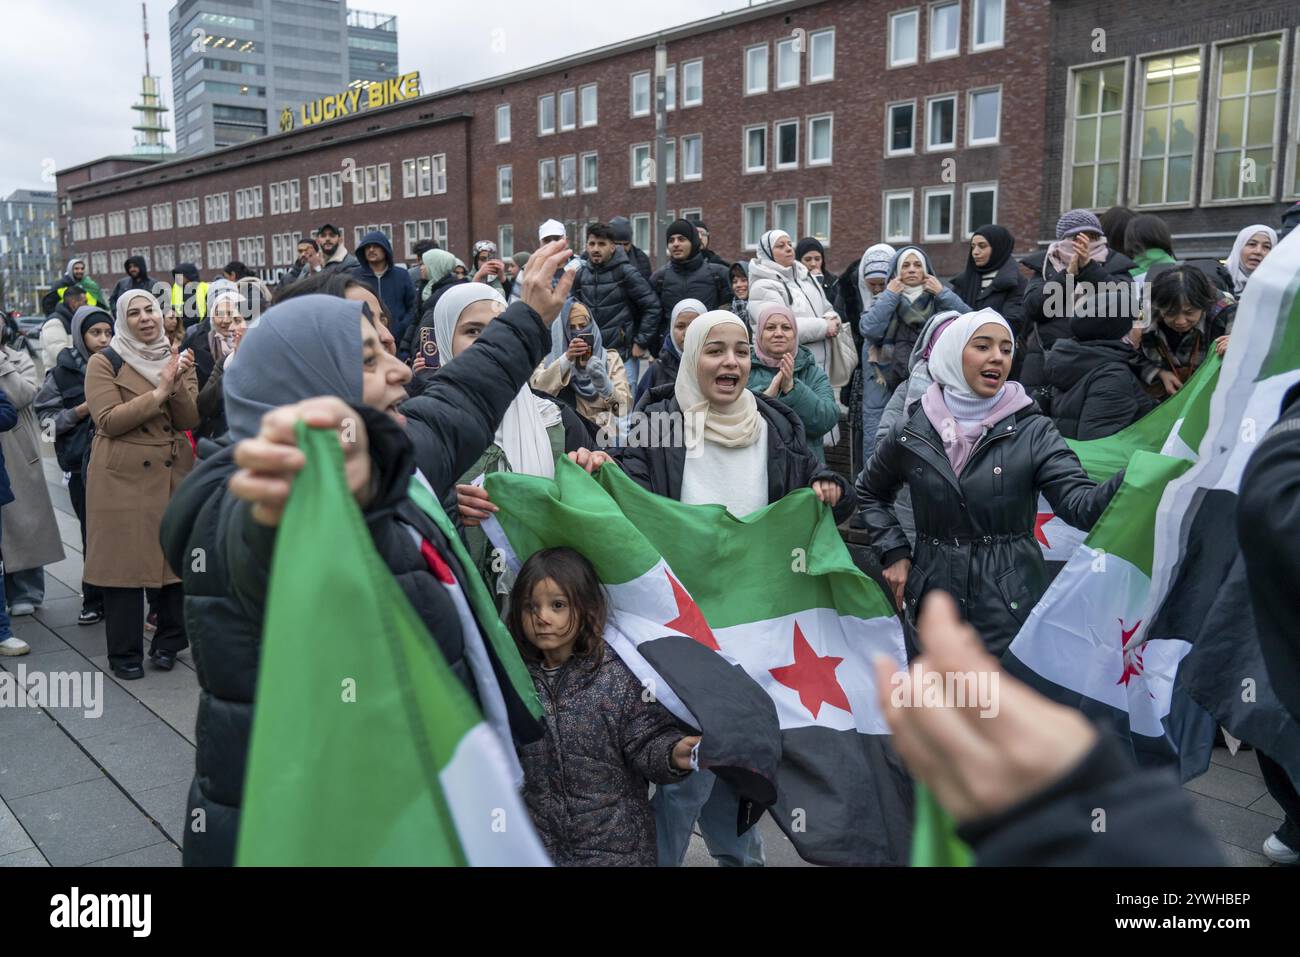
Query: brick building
[[57, 0, 1045, 287], [1040, 0, 1300, 257], [0, 189, 61, 315]]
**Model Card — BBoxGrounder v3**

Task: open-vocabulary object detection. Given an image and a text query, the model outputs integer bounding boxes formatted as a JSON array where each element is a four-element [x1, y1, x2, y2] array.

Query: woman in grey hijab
[[160, 245, 597, 866]]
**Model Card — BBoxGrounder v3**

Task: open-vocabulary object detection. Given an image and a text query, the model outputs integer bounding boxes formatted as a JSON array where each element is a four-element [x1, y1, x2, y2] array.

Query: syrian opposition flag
[[238, 424, 550, 866], [1008, 230, 1300, 775], [483, 458, 913, 866], [1033, 355, 1222, 563]]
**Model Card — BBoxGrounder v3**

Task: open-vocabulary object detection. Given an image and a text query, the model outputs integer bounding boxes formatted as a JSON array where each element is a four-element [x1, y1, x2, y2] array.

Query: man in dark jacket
[[160, 249, 576, 866], [1045, 312, 1154, 440], [609, 215, 652, 281], [572, 223, 661, 358], [352, 229, 417, 344], [109, 255, 154, 312], [648, 219, 732, 352], [316, 223, 360, 273]]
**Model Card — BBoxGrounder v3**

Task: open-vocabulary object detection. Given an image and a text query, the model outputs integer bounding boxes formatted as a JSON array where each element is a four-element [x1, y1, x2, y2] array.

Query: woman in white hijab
[[1224, 224, 1277, 296], [84, 289, 199, 680], [746, 230, 843, 377], [856, 307, 1121, 658], [597, 308, 852, 869]]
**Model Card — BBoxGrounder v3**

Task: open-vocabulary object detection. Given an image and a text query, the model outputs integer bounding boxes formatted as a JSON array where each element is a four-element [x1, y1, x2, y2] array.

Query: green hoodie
[[746, 345, 840, 461]]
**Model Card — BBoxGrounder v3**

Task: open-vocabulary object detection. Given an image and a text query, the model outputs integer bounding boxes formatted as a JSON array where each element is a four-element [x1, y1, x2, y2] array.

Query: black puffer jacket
[[160, 300, 553, 867], [614, 387, 856, 524], [519, 651, 692, 866], [1045, 339, 1154, 440], [857, 399, 1122, 657], [648, 242, 732, 350], [571, 246, 662, 355], [1019, 249, 1137, 386], [949, 258, 1028, 336]]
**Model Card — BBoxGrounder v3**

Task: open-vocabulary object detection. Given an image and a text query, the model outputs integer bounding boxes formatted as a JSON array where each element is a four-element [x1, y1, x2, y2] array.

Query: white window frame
[[741, 202, 767, 250], [772, 199, 798, 237], [538, 94, 556, 136], [665, 64, 677, 112], [365, 165, 379, 204], [928, 1, 961, 62], [681, 59, 703, 107], [559, 154, 577, 196], [1200, 31, 1288, 206], [776, 37, 800, 90], [1129, 45, 1205, 210], [807, 113, 833, 166], [580, 83, 598, 127], [432, 154, 447, 194], [745, 44, 769, 96], [329, 172, 342, 208], [664, 137, 677, 184], [808, 28, 835, 83], [971, 0, 1006, 53], [559, 89, 576, 131], [883, 189, 914, 244], [498, 224, 514, 260], [886, 100, 916, 157], [581, 151, 599, 193], [743, 123, 767, 174], [1061, 58, 1132, 213], [539, 158, 557, 199], [270, 182, 281, 216], [378, 164, 391, 202], [630, 143, 652, 187], [630, 71, 651, 117], [496, 103, 511, 143], [1286, 29, 1300, 200], [805, 196, 832, 244], [889, 8, 920, 68], [681, 134, 703, 181], [925, 93, 958, 152], [403, 221, 418, 260], [967, 85, 1002, 147], [630, 213, 651, 252], [962, 181, 999, 238], [433, 219, 448, 250], [498, 164, 513, 204], [922, 186, 955, 241], [774, 119, 800, 170]]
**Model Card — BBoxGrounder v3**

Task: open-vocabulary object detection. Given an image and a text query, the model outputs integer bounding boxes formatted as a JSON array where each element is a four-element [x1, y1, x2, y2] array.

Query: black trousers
[[102, 582, 187, 670], [67, 471, 103, 612], [1258, 751, 1300, 849]]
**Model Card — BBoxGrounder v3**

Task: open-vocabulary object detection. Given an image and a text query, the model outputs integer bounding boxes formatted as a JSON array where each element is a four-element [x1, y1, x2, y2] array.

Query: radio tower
[[131, 2, 171, 155]]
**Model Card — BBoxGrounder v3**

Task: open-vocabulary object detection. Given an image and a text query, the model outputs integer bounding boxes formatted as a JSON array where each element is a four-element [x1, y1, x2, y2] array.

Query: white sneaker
[[7, 602, 35, 617], [1263, 833, 1299, 865], [0, 636, 30, 656]]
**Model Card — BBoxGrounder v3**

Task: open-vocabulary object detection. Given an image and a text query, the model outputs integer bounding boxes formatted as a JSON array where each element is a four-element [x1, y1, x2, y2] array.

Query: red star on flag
[[664, 570, 719, 651], [769, 622, 852, 720], [1034, 511, 1055, 548], [1115, 618, 1153, 697]]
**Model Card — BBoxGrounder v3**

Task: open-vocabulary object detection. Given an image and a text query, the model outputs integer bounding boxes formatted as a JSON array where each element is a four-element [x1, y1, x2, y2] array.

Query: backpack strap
[[99, 345, 126, 377]]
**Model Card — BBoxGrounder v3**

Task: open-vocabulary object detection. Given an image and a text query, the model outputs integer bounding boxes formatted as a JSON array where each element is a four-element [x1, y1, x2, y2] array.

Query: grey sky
[[0, 0, 766, 197]]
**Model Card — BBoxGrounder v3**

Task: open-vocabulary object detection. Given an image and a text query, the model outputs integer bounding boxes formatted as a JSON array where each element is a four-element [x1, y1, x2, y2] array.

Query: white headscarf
[[925, 308, 1015, 401], [857, 243, 896, 312], [756, 229, 792, 265], [674, 310, 763, 450], [893, 247, 930, 303], [111, 289, 174, 385], [435, 282, 560, 477], [1227, 224, 1278, 295]]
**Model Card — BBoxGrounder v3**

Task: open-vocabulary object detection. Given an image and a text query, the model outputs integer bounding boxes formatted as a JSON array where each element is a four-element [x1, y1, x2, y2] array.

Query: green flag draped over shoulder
[[237, 423, 549, 866]]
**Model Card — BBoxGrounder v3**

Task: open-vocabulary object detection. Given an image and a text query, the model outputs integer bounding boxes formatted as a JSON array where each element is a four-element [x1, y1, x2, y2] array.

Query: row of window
[[400, 155, 447, 198], [744, 115, 834, 172], [887, 87, 1001, 155], [536, 85, 599, 136], [269, 180, 301, 215], [234, 187, 264, 221], [743, 28, 835, 95], [740, 197, 834, 249], [888, 0, 1005, 68], [882, 182, 999, 245], [1065, 31, 1300, 211], [236, 235, 266, 268]]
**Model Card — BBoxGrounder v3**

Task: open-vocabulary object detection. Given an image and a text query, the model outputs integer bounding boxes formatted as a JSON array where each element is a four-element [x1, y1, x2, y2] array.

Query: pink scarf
[[920, 380, 1033, 476]]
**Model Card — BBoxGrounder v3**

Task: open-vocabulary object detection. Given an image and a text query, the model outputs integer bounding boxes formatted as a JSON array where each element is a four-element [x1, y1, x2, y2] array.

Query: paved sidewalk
[[0, 457, 1284, 866]]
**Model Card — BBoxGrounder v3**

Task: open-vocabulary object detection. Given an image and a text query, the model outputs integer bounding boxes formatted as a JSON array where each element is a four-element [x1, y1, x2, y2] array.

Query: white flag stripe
[[1012, 548, 1191, 737], [440, 723, 552, 867], [602, 615, 702, 730]]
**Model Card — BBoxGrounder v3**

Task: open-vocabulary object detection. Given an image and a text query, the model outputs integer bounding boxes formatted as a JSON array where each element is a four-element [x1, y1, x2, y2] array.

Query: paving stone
[[89, 655, 199, 742], [1185, 789, 1282, 853], [41, 577, 78, 602], [6, 617, 70, 655], [1183, 761, 1269, 808], [0, 799, 35, 856], [0, 719, 103, 800], [52, 622, 107, 658], [0, 847, 48, 866], [135, 779, 191, 844], [84, 841, 181, 867], [77, 721, 194, 794], [0, 648, 148, 741], [0, 698, 52, 741], [31, 596, 86, 629], [1248, 791, 1285, 819], [1209, 746, 1264, 779], [1216, 840, 1274, 867], [7, 778, 165, 867]]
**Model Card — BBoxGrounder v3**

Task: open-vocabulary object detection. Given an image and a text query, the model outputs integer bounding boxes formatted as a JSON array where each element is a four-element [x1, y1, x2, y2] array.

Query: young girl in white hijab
[[857, 307, 1120, 658]]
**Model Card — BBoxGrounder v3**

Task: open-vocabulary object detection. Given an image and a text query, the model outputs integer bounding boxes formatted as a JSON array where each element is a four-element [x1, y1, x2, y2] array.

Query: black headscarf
[[951, 224, 1015, 307]]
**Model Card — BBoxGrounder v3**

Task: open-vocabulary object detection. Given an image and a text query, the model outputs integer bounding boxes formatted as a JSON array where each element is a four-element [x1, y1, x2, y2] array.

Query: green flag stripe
[[1082, 450, 1193, 577], [1259, 284, 1300, 380]]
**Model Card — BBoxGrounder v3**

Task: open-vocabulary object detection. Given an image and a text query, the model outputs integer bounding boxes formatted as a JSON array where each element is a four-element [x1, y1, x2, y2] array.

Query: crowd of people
[[0, 196, 1297, 869]]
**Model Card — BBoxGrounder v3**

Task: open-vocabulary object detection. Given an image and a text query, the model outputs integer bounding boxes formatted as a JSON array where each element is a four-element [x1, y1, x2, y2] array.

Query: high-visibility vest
[[171, 281, 208, 320], [57, 284, 98, 307]]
